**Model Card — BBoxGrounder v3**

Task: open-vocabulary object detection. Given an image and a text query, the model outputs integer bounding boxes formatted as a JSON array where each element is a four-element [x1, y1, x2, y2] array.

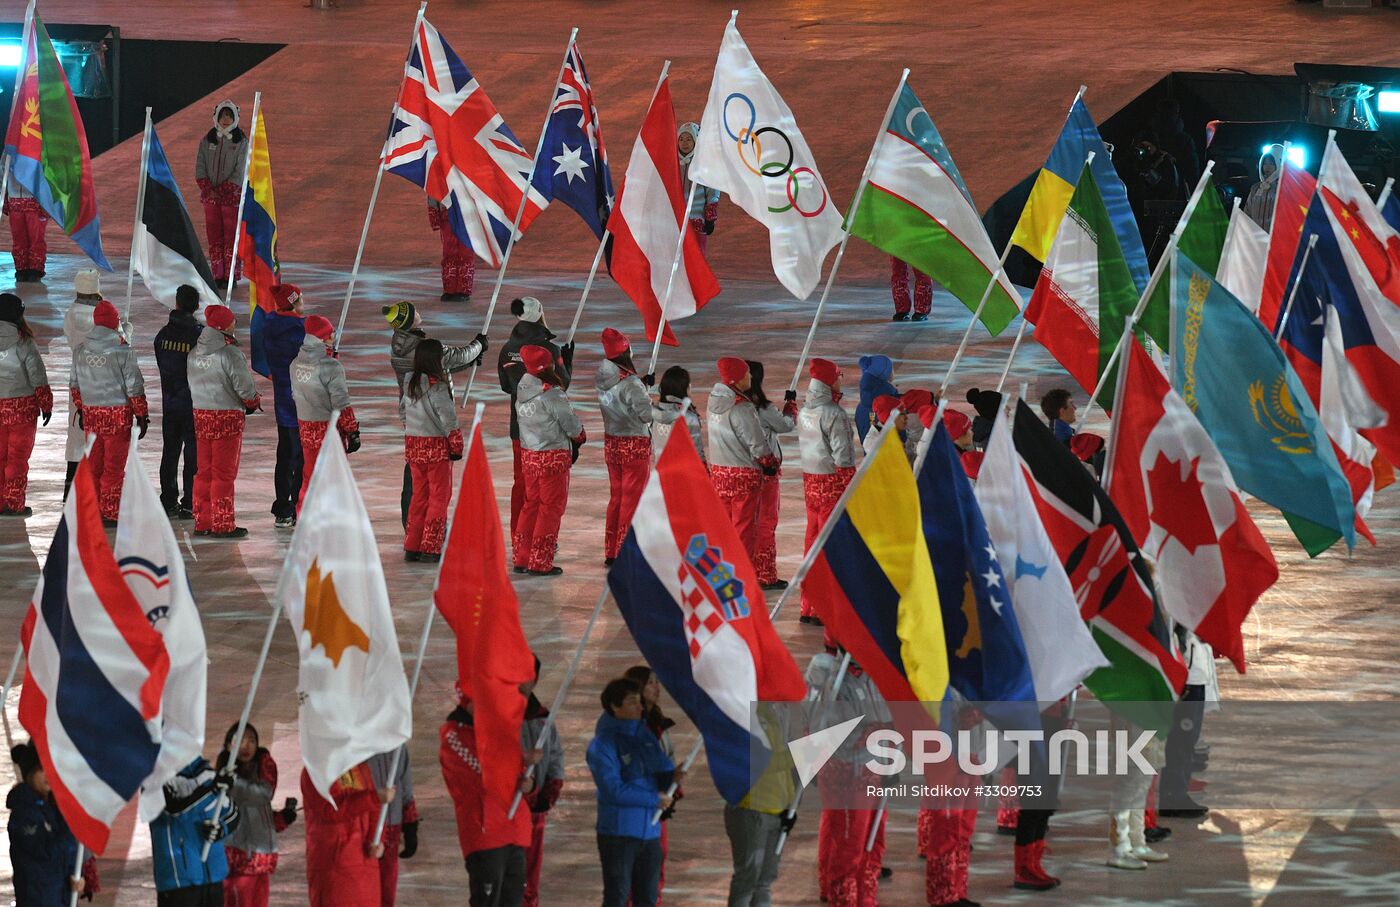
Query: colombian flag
[[802, 424, 947, 709], [238, 108, 280, 375]]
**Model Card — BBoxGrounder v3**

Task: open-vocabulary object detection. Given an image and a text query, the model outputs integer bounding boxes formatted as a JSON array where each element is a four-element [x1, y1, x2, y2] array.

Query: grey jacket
[[291, 338, 351, 423], [403, 376, 459, 438], [188, 329, 257, 412], [195, 132, 247, 190], [516, 374, 583, 452], [70, 327, 145, 408], [652, 398, 704, 462], [798, 379, 856, 475], [389, 328, 483, 402], [0, 323, 48, 400], [595, 361, 652, 438], [755, 403, 796, 465], [805, 653, 891, 768], [904, 420, 926, 465], [368, 747, 415, 828], [705, 384, 771, 469], [223, 753, 276, 857], [521, 711, 565, 787]]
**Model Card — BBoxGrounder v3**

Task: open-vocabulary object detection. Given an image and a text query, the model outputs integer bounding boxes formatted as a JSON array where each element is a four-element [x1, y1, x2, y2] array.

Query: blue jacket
[[150, 758, 236, 893], [7, 784, 78, 907], [586, 712, 674, 840], [257, 311, 305, 426], [855, 354, 898, 442], [153, 310, 202, 418]]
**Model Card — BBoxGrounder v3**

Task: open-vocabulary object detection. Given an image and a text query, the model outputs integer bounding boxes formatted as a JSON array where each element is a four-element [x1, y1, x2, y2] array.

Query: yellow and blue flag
[[239, 109, 280, 376]]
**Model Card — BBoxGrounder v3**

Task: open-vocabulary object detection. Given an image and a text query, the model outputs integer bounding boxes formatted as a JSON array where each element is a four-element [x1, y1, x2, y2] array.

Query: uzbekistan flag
[[609, 421, 805, 805], [19, 451, 170, 853], [132, 122, 221, 309], [2, 4, 109, 269], [802, 423, 948, 709]]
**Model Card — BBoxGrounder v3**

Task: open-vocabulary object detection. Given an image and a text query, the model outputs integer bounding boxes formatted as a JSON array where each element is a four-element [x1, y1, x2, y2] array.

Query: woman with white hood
[[196, 100, 250, 286], [1243, 145, 1282, 229], [678, 122, 720, 256]]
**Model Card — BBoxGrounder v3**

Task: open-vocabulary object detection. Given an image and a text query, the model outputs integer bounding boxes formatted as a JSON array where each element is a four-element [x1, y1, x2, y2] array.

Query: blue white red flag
[[530, 39, 614, 238], [19, 452, 170, 853], [609, 423, 806, 805], [382, 17, 548, 267]]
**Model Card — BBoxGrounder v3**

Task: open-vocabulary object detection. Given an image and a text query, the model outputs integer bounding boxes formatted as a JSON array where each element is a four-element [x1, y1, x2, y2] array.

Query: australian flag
[[530, 40, 614, 238]]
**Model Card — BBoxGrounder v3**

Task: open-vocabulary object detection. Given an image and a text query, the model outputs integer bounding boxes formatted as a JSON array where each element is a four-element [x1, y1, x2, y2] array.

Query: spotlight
[[1261, 143, 1307, 169], [1380, 90, 1400, 114], [0, 44, 22, 68]]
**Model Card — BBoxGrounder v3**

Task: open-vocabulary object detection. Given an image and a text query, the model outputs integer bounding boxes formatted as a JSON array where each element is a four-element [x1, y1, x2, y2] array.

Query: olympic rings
[[720, 91, 826, 218]]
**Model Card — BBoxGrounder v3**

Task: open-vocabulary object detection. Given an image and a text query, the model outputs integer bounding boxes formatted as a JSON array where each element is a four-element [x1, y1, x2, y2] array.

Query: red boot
[[1013, 841, 1061, 891]]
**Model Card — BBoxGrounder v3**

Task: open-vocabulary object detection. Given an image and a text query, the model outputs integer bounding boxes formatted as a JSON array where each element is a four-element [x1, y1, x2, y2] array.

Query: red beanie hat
[[272, 283, 302, 312], [960, 449, 985, 481], [917, 403, 938, 430], [521, 345, 554, 377], [902, 388, 934, 413], [809, 357, 840, 387], [305, 314, 335, 341], [93, 299, 119, 329], [1070, 432, 1105, 463], [871, 394, 902, 426], [717, 356, 749, 385], [601, 327, 630, 360], [204, 304, 236, 332], [943, 408, 972, 440]]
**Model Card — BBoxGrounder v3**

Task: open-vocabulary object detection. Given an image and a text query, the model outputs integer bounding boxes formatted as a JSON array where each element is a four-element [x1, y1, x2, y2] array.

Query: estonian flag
[[132, 123, 221, 309]]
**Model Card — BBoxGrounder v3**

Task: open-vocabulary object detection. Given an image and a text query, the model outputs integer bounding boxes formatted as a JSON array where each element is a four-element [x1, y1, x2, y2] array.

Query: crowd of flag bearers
[[5, 1, 1400, 905]]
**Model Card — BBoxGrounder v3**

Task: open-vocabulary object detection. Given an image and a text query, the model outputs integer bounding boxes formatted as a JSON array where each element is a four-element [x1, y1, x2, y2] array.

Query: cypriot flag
[[688, 13, 843, 299], [279, 413, 411, 801]]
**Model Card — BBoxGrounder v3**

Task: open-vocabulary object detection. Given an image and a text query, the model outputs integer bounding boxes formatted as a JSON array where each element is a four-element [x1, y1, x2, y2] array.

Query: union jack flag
[[530, 39, 614, 238], [382, 18, 548, 268]]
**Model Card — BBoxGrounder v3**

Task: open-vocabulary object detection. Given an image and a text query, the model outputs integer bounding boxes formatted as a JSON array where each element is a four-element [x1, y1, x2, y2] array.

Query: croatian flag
[[18, 452, 170, 853], [609, 423, 806, 804]]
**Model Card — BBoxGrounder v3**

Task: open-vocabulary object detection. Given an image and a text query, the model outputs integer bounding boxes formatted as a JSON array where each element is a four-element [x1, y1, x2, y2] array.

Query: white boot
[[1107, 810, 1147, 870], [1130, 809, 1169, 863]]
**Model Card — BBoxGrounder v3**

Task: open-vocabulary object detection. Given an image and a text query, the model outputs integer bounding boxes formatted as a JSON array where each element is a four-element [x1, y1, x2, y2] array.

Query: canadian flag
[[605, 76, 719, 347]]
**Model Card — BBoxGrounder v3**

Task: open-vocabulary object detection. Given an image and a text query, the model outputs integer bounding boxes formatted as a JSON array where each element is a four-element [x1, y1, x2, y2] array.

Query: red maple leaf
[[1145, 451, 1218, 555]]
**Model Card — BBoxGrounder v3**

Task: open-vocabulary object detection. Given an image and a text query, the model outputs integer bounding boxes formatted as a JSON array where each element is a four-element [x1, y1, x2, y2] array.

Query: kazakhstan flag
[[1170, 251, 1355, 555]]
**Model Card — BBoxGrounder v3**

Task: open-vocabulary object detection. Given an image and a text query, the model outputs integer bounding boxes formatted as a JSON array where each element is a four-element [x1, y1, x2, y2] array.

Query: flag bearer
[[302, 762, 389, 907], [153, 286, 203, 518], [865, 395, 907, 459], [402, 339, 463, 564], [0, 293, 51, 517], [5, 180, 49, 283], [514, 345, 586, 576], [195, 100, 248, 286], [854, 355, 898, 442], [261, 283, 306, 528], [291, 314, 360, 507], [70, 299, 148, 524], [651, 366, 704, 463], [623, 666, 680, 906], [428, 199, 474, 302], [369, 746, 418, 907], [521, 658, 565, 907], [217, 722, 298, 907], [188, 304, 259, 539], [706, 357, 777, 564], [797, 358, 855, 625], [595, 328, 652, 564], [748, 360, 797, 591], [151, 756, 239, 906], [8, 742, 95, 903], [62, 268, 103, 496], [889, 256, 934, 322]]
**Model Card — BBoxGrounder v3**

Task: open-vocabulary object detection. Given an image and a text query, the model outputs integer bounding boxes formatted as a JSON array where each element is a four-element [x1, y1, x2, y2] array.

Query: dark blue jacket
[[855, 354, 898, 442], [586, 712, 674, 841], [153, 311, 203, 418], [7, 784, 78, 907], [258, 311, 305, 427]]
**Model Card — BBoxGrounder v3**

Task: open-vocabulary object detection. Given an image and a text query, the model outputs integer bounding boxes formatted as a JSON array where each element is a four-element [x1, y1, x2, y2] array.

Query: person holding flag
[[428, 198, 474, 302], [188, 304, 260, 539], [514, 345, 586, 576], [70, 299, 148, 524], [195, 101, 249, 286], [150, 755, 240, 905], [797, 357, 856, 623], [520, 658, 565, 907], [706, 357, 778, 563], [302, 761, 392, 906], [259, 284, 307, 529], [498, 297, 573, 536], [595, 328, 653, 565], [292, 314, 361, 509], [4, 180, 49, 283], [0, 293, 52, 517], [7, 742, 94, 902]]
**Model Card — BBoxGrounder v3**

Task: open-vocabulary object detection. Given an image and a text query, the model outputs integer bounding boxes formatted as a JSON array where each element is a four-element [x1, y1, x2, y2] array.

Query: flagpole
[[0, 2, 35, 229], [645, 177, 701, 376], [1378, 177, 1395, 212], [371, 403, 485, 846], [124, 108, 154, 321], [1, 644, 22, 750], [462, 27, 579, 405], [1074, 159, 1216, 430], [335, 1, 428, 347], [774, 651, 851, 855], [787, 68, 909, 394], [223, 91, 261, 305], [1273, 233, 1319, 343], [866, 796, 886, 851], [564, 230, 609, 346], [937, 244, 1014, 396], [67, 844, 83, 907], [0, 157, 10, 228], [507, 583, 611, 819]]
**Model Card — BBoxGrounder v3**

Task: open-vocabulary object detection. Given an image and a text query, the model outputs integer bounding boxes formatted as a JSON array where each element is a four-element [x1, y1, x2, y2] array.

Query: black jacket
[[153, 311, 203, 417], [497, 321, 573, 440]]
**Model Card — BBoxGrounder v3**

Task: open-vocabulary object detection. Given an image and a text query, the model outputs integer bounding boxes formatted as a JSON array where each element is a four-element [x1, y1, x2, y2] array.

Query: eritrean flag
[[239, 108, 279, 375], [3, 3, 110, 270]]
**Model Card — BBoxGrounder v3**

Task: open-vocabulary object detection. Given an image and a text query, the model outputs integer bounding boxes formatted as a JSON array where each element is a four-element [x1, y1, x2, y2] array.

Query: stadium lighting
[[1379, 90, 1400, 114], [0, 43, 22, 68], [1262, 143, 1307, 169]]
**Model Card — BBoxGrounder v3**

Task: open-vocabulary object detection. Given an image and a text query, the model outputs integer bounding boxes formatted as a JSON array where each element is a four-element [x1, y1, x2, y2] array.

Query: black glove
[[570, 441, 582, 465], [783, 390, 797, 403], [659, 804, 677, 821], [280, 797, 298, 827], [448, 450, 464, 462], [344, 431, 362, 454], [779, 811, 798, 834], [641, 372, 656, 387], [473, 332, 490, 355], [470, 333, 489, 367], [213, 769, 235, 794], [703, 218, 716, 235], [560, 341, 576, 372], [761, 464, 778, 477], [198, 819, 227, 843], [76, 410, 84, 430], [243, 403, 258, 415], [41, 411, 51, 427], [399, 821, 419, 859], [137, 416, 150, 440]]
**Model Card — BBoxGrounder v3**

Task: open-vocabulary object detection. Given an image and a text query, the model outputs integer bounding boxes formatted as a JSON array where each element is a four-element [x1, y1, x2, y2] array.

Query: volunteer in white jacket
[[595, 328, 652, 564], [705, 357, 777, 562], [796, 358, 855, 624], [514, 345, 586, 576]]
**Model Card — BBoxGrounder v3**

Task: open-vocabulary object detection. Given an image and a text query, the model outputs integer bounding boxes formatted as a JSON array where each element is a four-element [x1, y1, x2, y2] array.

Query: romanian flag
[[2, 4, 109, 269], [238, 108, 279, 315], [802, 424, 947, 708]]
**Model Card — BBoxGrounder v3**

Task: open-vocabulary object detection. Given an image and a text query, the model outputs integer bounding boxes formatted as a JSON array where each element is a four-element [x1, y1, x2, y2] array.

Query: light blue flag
[[1170, 251, 1355, 554]]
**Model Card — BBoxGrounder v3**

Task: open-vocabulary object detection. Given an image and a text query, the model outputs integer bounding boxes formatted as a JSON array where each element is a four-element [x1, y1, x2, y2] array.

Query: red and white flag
[[1257, 163, 1316, 330], [1105, 336, 1278, 673], [605, 76, 719, 347]]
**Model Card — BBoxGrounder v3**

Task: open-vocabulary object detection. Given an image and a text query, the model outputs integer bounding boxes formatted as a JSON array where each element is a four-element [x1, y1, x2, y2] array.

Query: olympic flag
[[689, 14, 844, 299]]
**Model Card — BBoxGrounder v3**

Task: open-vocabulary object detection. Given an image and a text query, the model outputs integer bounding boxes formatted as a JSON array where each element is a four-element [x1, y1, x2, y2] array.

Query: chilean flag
[[608, 422, 805, 805], [19, 452, 170, 854]]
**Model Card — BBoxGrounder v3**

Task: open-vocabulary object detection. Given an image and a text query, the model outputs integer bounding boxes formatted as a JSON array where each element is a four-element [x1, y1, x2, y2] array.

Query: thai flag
[[608, 423, 806, 805], [18, 452, 170, 854], [530, 39, 614, 238]]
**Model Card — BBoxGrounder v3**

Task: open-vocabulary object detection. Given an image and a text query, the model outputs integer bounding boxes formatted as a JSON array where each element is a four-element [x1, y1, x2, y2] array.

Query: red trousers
[[603, 435, 651, 560], [523, 811, 548, 907], [193, 411, 245, 534], [514, 448, 572, 572], [817, 771, 884, 907], [891, 256, 933, 316], [7, 197, 48, 270], [439, 219, 475, 296], [801, 470, 854, 616], [511, 439, 524, 534], [920, 808, 977, 905], [753, 469, 782, 584], [0, 417, 38, 512], [306, 815, 381, 907], [223, 872, 271, 907], [88, 428, 131, 523], [711, 465, 762, 563], [379, 824, 402, 907], [405, 458, 452, 555], [688, 217, 710, 257], [299, 421, 328, 510], [203, 200, 242, 282]]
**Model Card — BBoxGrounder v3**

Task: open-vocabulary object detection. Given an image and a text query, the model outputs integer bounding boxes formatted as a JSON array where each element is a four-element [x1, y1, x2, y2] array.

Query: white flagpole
[[124, 108, 154, 321], [462, 28, 579, 404], [1273, 233, 1319, 343], [1, 643, 22, 750], [335, 1, 428, 346], [938, 242, 1015, 396], [67, 844, 83, 907], [774, 651, 851, 855], [0, 158, 11, 229], [1074, 159, 1216, 430], [787, 69, 909, 394], [645, 177, 700, 376], [222, 91, 261, 304], [866, 796, 886, 851], [1376, 177, 1395, 212]]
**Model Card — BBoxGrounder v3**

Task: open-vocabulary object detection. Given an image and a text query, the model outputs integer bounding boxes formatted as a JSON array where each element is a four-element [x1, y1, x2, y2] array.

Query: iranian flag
[[1105, 336, 1278, 673], [847, 83, 1020, 335], [1023, 164, 1139, 405]]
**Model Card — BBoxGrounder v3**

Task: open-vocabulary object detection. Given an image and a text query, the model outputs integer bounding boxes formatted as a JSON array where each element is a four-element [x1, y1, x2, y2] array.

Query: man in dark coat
[[153, 285, 203, 517]]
